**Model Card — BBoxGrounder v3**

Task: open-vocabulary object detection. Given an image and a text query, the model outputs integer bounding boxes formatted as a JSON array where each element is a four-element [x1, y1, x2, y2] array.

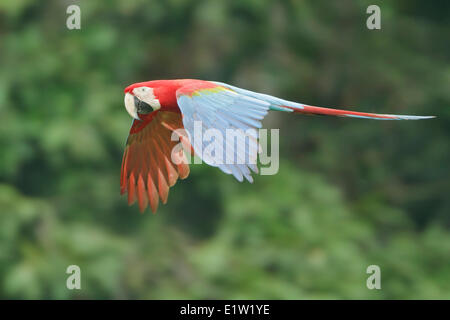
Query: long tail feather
[[282, 105, 434, 120]]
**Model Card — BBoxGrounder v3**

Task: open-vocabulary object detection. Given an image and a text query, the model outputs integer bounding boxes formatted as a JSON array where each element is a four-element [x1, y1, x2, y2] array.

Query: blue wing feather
[[176, 84, 269, 182]]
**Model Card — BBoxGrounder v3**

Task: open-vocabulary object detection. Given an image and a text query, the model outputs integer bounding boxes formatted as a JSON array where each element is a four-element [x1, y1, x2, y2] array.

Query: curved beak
[[124, 92, 141, 120]]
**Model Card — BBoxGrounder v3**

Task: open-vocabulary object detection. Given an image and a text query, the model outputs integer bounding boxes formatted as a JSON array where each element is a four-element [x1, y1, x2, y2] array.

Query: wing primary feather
[[147, 173, 159, 213], [128, 174, 137, 205], [137, 175, 148, 212], [120, 148, 129, 195]]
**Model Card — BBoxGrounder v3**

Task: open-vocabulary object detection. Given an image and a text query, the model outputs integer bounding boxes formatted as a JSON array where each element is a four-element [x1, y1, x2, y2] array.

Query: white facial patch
[[132, 87, 161, 111], [124, 92, 140, 120]]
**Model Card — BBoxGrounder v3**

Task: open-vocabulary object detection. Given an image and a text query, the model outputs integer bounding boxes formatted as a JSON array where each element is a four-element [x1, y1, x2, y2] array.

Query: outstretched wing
[[176, 81, 270, 183], [120, 111, 190, 213]]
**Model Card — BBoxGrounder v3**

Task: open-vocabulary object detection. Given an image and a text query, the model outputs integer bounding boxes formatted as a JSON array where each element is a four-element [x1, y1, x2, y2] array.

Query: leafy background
[[0, 0, 449, 299]]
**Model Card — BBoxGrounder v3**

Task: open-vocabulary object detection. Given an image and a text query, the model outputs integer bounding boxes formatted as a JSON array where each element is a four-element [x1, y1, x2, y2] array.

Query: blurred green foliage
[[0, 0, 449, 299]]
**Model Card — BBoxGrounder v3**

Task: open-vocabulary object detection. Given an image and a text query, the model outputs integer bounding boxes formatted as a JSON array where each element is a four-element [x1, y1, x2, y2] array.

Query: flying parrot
[[121, 79, 433, 213]]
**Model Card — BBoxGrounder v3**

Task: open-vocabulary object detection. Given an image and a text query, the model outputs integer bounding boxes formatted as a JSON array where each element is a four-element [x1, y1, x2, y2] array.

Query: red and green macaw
[[121, 79, 433, 212]]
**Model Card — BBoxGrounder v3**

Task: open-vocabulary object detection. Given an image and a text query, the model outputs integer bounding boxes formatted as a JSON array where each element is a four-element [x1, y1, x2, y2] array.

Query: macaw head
[[124, 83, 161, 120]]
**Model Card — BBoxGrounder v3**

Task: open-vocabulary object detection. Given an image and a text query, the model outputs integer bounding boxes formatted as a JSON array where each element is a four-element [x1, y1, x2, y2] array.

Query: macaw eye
[[131, 86, 161, 112], [134, 96, 154, 114]]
